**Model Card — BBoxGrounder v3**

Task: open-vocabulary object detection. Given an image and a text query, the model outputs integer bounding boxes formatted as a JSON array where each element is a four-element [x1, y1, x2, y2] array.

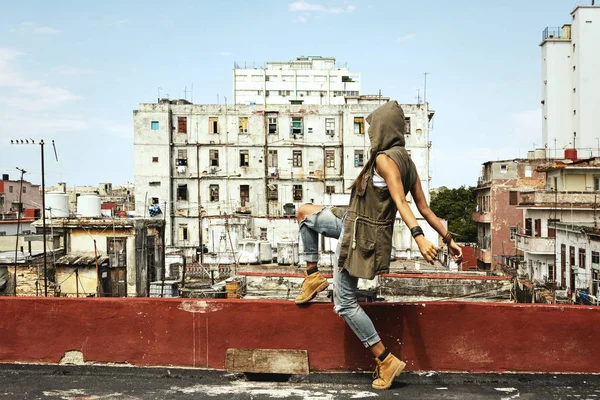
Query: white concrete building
[[133, 99, 436, 260], [541, 4, 600, 157], [233, 56, 361, 106]]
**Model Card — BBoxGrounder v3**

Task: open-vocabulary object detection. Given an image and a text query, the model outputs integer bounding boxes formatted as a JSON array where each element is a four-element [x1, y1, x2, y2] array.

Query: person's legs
[[295, 205, 342, 304], [333, 224, 406, 390]]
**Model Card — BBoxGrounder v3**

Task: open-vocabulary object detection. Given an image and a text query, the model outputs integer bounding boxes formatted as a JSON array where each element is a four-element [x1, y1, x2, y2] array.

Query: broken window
[[177, 184, 188, 201], [209, 184, 219, 202], [22, 186, 26, 194], [534, 219, 541, 237], [239, 117, 248, 134], [8, 186, 13, 193], [525, 165, 533, 178], [325, 118, 335, 136], [354, 150, 364, 167], [239, 150, 249, 167], [268, 184, 278, 201], [592, 251, 600, 265], [354, 117, 364, 135], [278, 90, 291, 96], [240, 185, 250, 207], [293, 150, 302, 167], [291, 117, 303, 135], [107, 237, 127, 267], [209, 149, 219, 167], [152, 157, 159, 163], [325, 149, 335, 168], [177, 116, 187, 133], [151, 197, 159, 205], [570, 246, 575, 268], [525, 218, 532, 236], [209, 117, 219, 134], [594, 176, 600, 191], [268, 150, 278, 168], [509, 191, 518, 205], [404, 117, 411, 135], [510, 227, 517, 241], [151, 121, 159, 130], [579, 248, 586, 269], [293, 184, 303, 201], [500, 164, 508, 173], [179, 224, 188, 242], [149, 181, 161, 187], [176, 149, 187, 166], [326, 185, 335, 194], [268, 115, 278, 134], [342, 75, 353, 82]]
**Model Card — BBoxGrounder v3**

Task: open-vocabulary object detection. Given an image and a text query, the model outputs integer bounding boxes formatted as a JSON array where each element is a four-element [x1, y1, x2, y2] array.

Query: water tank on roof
[[534, 148, 547, 159], [45, 192, 69, 218], [77, 194, 102, 218], [527, 151, 535, 160], [565, 148, 578, 161]]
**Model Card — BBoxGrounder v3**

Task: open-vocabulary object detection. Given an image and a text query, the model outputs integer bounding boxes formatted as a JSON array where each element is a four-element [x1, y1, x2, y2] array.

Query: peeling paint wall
[[135, 102, 434, 259]]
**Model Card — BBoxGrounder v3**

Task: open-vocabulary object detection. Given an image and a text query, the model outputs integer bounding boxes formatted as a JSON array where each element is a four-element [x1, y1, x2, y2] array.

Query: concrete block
[[226, 348, 309, 375]]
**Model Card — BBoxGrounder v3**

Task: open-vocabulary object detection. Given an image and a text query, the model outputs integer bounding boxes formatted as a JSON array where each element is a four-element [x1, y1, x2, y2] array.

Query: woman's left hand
[[449, 241, 463, 263]]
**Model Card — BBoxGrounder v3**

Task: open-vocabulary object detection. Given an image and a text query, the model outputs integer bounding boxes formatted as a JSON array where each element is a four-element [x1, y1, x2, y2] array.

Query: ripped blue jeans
[[299, 206, 382, 348]]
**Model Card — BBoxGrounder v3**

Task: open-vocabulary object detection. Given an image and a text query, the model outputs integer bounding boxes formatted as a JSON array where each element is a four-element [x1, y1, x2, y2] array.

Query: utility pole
[[13, 167, 26, 296], [10, 139, 58, 297]]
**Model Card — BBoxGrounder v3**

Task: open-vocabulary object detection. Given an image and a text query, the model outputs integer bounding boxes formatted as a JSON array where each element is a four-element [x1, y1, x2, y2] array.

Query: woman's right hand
[[415, 236, 439, 264]]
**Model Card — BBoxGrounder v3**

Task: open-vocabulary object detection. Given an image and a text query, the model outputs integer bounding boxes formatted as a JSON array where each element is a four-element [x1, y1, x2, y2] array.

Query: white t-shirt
[[373, 168, 388, 188]]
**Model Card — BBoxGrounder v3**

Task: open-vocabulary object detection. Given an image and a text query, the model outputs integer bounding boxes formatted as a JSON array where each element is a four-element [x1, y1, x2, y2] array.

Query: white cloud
[[289, 1, 355, 22], [116, 19, 129, 24], [397, 33, 417, 43], [15, 21, 60, 35], [52, 65, 95, 76], [218, 51, 233, 57]]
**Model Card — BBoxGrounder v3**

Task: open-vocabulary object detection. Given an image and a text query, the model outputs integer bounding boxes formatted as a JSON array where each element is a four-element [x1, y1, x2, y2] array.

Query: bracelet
[[410, 226, 424, 238], [442, 232, 453, 245]]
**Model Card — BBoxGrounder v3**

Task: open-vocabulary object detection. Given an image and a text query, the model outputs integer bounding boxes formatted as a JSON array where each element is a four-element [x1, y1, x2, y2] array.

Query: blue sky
[[0, 0, 582, 189]]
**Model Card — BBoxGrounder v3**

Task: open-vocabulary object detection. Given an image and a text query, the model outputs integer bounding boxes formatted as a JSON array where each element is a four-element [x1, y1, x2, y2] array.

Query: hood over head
[[365, 100, 406, 153]]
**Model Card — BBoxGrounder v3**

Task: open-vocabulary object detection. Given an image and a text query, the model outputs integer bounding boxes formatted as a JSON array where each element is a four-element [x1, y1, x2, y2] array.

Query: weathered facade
[[472, 156, 547, 271], [134, 100, 436, 260], [0, 174, 42, 218], [31, 218, 165, 297], [517, 158, 600, 291], [233, 56, 361, 106]]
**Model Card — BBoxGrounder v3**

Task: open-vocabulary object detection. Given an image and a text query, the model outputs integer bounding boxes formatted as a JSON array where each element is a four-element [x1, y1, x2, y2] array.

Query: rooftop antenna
[[183, 86, 190, 100], [416, 89, 422, 104], [423, 72, 429, 104]]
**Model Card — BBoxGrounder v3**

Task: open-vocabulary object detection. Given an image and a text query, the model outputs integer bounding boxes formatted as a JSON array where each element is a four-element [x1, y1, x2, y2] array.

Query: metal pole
[[13, 168, 26, 296], [75, 268, 79, 298], [40, 140, 48, 297]]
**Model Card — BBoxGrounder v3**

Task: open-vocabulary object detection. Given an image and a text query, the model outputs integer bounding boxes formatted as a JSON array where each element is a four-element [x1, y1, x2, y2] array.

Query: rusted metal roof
[[55, 254, 109, 267]]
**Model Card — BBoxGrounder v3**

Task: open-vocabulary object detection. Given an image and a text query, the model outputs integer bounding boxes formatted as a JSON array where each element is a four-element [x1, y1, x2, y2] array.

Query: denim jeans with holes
[[299, 206, 382, 348]]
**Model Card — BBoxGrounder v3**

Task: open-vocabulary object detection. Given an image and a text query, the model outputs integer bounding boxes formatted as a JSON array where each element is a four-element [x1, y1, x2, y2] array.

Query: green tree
[[430, 186, 477, 243]]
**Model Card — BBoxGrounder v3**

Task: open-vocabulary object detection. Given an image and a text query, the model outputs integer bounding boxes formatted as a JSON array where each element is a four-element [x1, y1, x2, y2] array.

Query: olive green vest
[[338, 146, 416, 279]]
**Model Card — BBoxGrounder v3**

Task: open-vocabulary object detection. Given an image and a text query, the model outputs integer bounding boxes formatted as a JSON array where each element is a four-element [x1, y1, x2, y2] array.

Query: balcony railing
[[476, 235, 491, 251], [472, 211, 491, 223], [516, 234, 554, 254], [542, 26, 570, 41]]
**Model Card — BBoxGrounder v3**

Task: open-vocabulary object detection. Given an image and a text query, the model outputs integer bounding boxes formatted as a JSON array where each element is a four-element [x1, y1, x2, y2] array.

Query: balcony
[[519, 190, 599, 207], [473, 247, 492, 264], [472, 211, 491, 224], [516, 234, 554, 255], [474, 235, 492, 264]]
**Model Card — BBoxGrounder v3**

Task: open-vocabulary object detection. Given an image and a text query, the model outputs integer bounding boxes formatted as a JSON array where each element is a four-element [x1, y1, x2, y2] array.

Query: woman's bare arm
[[410, 175, 448, 237]]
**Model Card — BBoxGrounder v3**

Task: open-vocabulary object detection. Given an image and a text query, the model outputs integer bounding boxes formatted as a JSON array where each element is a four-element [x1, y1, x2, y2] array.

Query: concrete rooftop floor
[[2, 364, 599, 400]]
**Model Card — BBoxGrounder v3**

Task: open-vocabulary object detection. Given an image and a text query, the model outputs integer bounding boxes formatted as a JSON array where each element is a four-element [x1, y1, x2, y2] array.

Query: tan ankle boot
[[372, 353, 406, 390], [294, 271, 329, 305]]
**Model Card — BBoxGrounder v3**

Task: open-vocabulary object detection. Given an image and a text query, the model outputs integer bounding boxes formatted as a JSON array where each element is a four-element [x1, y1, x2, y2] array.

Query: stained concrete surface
[[1, 364, 600, 399]]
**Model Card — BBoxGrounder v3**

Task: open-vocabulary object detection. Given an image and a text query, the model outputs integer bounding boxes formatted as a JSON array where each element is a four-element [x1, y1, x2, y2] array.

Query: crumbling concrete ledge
[[0, 297, 599, 373]]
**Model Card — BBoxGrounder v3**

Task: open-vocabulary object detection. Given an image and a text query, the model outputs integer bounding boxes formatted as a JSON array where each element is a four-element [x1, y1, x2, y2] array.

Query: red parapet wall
[[1, 298, 599, 373]]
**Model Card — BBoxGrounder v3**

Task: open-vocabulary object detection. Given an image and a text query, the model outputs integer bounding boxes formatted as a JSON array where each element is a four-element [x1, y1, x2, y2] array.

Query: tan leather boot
[[294, 270, 329, 305], [372, 353, 406, 390]]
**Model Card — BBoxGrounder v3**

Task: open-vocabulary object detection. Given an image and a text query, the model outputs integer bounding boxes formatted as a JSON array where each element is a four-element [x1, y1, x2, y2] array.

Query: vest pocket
[[353, 219, 376, 255]]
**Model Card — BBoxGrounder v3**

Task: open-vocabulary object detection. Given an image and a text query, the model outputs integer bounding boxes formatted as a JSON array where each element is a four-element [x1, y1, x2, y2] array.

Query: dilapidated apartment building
[[233, 56, 361, 106], [134, 101, 435, 259], [472, 153, 548, 271], [516, 158, 600, 292]]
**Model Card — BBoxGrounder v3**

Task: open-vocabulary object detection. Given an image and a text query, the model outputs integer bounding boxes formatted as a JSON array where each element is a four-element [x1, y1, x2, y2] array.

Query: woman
[[295, 100, 463, 390]]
